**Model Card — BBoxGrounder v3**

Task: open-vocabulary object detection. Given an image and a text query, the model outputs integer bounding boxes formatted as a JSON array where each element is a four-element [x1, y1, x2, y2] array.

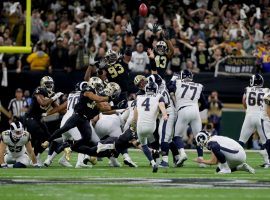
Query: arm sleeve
[[167, 81, 176, 93], [150, 57, 157, 71]]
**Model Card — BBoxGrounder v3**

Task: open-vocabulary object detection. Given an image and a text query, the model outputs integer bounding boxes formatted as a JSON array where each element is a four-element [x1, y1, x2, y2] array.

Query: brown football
[[139, 3, 148, 17]]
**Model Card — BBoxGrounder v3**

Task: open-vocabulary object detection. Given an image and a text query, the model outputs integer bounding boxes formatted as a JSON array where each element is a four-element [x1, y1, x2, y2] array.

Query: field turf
[[0, 150, 270, 200]]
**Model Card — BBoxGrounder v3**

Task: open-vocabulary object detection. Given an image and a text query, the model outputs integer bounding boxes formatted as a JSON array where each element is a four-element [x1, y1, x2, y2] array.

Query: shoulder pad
[[83, 86, 95, 93], [34, 87, 47, 95]]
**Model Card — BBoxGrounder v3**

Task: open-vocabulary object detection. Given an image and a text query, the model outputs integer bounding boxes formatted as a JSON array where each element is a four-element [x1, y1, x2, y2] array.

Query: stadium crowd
[[1, 0, 270, 74]]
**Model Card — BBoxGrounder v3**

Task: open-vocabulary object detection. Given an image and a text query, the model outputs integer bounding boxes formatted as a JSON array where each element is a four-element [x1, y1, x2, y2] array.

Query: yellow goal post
[[0, 0, 31, 53]]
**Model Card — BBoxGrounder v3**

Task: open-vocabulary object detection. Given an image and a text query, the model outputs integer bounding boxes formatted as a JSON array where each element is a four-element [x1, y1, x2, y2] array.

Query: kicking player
[[194, 130, 255, 174], [0, 122, 39, 168], [134, 80, 168, 173]]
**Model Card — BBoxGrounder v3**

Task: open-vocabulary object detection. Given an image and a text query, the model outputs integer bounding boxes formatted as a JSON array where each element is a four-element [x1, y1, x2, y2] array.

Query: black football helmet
[[180, 69, 193, 81], [250, 74, 264, 87], [145, 81, 158, 94]]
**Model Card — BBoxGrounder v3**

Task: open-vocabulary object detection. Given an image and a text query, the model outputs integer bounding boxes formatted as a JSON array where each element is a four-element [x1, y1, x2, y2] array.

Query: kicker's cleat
[[217, 168, 231, 174], [83, 156, 98, 166], [175, 154, 188, 167]]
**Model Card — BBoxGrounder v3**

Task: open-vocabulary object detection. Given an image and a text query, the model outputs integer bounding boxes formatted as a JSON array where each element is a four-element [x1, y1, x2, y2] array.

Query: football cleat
[[175, 153, 188, 167], [97, 142, 114, 153], [64, 147, 72, 161], [124, 157, 138, 168], [43, 158, 52, 167], [217, 168, 231, 174], [198, 163, 207, 168], [58, 157, 73, 168], [240, 163, 255, 174], [159, 161, 169, 168], [152, 164, 158, 173], [83, 156, 98, 166], [75, 162, 92, 168], [109, 157, 122, 167]]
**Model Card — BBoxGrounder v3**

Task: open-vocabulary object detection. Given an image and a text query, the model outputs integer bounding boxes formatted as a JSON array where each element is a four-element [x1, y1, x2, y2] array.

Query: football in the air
[[139, 3, 148, 17]]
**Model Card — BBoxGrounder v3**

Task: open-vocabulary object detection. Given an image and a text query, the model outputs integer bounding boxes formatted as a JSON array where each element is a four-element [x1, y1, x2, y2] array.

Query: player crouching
[[194, 131, 255, 174], [0, 122, 40, 168]]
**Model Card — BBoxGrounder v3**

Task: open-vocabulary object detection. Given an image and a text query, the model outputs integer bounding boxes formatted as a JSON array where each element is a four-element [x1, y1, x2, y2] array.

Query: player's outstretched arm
[[158, 102, 168, 121], [36, 94, 54, 107], [193, 152, 218, 165], [84, 91, 109, 102], [45, 101, 68, 116], [0, 141, 7, 165], [25, 141, 37, 165]]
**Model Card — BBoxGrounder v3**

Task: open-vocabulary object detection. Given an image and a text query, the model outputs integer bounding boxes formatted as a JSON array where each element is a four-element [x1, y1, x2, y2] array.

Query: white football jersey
[[208, 135, 244, 152], [1, 130, 30, 157], [129, 51, 149, 72], [261, 92, 270, 121], [122, 100, 136, 130], [244, 87, 269, 114], [175, 80, 203, 110], [158, 85, 175, 114], [66, 91, 80, 113], [136, 94, 164, 125]]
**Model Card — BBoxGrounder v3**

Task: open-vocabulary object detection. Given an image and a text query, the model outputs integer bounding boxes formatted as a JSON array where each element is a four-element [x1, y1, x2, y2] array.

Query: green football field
[[0, 150, 270, 200]]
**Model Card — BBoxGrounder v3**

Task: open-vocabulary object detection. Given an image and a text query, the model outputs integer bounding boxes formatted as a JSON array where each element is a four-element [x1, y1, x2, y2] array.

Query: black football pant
[[24, 117, 50, 156], [49, 113, 94, 155]]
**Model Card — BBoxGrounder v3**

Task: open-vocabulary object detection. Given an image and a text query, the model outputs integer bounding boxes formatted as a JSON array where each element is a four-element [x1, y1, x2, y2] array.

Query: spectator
[[24, 90, 32, 106], [26, 42, 50, 71], [49, 37, 68, 71], [128, 42, 149, 73], [8, 88, 28, 122], [207, 91, 223, 134]]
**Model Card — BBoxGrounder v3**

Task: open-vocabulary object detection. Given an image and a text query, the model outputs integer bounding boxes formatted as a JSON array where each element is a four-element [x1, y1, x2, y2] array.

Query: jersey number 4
[[248, 92, 264, 106], [181, 84, 197, 100], [141, 98, 150, 111]]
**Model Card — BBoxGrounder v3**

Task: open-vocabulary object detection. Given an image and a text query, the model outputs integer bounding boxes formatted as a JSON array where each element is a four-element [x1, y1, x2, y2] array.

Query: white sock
[[162, 156, 168, 163], [179, 148, 186, 156], [77, 153, 86, 164], [174, 155, 180, 161], [50, 152, 58, 161], [122, 153, 130, 160], [220, 162, 230, 169], [150, 160, 156, 167], [260, 149, 270, 164]]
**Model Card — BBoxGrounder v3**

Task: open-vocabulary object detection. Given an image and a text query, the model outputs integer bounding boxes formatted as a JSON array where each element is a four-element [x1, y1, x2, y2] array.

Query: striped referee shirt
[[8, 98, 29, 117]]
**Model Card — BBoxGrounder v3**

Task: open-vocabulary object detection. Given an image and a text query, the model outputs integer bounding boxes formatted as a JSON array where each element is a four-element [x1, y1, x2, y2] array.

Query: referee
[[8, 88, 29, 122]]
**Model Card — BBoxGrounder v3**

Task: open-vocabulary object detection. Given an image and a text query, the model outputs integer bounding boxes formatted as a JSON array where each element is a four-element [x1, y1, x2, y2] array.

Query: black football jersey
[[105, 60, 130, 92], [153, 54, 170, 78], [74, 86, 100, 120], [26, 87, 50, 120]]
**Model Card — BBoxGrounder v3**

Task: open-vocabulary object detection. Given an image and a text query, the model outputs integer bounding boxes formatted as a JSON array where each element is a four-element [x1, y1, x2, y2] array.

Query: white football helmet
[[10, 121, 24, 140], [195, 130, 210, 147], [88, 77, 104, 94], [155, 41, 167, 55], [40, 76, 54, 92], [104, 82, 121, 99]]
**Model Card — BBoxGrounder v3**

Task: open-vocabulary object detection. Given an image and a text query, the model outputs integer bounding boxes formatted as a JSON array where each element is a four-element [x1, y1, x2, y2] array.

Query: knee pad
[[13, 162, 26, 168]]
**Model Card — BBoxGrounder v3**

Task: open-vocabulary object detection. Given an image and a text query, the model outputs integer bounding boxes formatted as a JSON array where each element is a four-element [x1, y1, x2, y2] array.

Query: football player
[[194, 130, 255, 174], [0, 122, 39, 168], [43, 81, 99, 168], [24, 76, 63, 165], [41, 77, 113, 157], [150, 25, 174, 78], [84, 23, 134, 103], [148, 74, 178, 168], [133, 80, 168, 173], [260, 91, 270, 168], [170, 69, 208, 167], [239, 74, 270, 166]]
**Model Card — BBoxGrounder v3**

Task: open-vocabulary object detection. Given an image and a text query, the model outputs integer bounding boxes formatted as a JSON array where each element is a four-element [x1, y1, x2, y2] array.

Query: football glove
[[89, 56, 98, 66], [51, 92, 63, 101], [98, 58, 108, 69]]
